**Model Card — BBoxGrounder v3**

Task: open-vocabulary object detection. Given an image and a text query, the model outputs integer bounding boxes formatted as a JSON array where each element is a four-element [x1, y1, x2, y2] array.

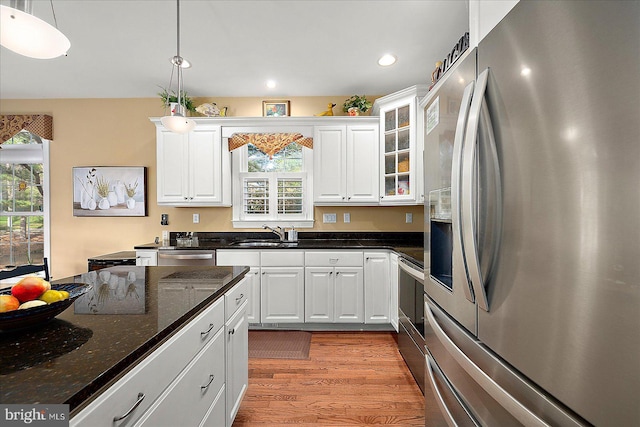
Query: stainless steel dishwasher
[[157, 249, 216, 266]]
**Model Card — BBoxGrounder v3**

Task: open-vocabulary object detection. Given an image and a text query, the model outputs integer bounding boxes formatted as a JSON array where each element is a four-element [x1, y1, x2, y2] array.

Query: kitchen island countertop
[[0, 265, 248, 415]]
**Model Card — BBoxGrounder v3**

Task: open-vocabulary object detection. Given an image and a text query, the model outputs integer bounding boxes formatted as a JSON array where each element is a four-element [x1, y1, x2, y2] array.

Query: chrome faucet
[[262, 224, 285, 241]]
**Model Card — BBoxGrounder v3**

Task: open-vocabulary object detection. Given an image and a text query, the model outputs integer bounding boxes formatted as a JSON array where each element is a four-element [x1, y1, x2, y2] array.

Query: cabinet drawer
[[261, 250, 304, 266], [216, 250, 260, 267], [71, 298, 224, 427], [134, 328, 226, 427], [225, 276, 249, 321], [305, 251, 363, 267]]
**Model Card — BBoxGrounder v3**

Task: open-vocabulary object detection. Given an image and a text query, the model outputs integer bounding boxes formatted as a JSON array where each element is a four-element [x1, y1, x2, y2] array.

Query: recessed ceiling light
[[266, 80, 276, 89], [378, 54, 397, 66]]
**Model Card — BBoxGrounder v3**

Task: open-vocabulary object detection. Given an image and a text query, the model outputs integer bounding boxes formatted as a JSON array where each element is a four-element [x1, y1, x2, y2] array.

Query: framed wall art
[[73, 166, 147, 217], [263, 100, 290, 117]]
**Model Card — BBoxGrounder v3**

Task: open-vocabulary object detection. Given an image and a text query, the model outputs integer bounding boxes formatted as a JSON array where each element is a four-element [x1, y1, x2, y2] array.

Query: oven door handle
[[398, 258, 424, 283]]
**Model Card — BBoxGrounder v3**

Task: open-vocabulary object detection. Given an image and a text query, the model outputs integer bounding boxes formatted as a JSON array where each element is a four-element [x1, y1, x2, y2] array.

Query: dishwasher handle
[[158, 252, 214, 260]]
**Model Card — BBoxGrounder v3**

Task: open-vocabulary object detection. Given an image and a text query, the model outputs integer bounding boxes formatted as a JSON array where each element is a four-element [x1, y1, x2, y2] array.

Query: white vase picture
[[73, 167, 146, 217], [98, 197, 110, 209], [107, 190, 118, 206], [80, 183, 94, 209], [114, 180, 126, 204]]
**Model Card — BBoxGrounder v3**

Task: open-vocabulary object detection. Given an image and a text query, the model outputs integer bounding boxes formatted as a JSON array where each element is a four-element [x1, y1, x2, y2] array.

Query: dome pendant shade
[[161, 114, 196, 134], [0, 4, 70, 59]]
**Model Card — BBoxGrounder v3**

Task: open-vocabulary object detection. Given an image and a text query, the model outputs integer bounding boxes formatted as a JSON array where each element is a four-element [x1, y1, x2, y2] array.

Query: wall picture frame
[[263, 100, 290, 117], [73, 166, 147, 217]]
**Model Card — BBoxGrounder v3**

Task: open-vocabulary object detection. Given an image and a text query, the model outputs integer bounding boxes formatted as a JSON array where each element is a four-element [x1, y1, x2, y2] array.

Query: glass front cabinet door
[[374, 85, 429, 205]]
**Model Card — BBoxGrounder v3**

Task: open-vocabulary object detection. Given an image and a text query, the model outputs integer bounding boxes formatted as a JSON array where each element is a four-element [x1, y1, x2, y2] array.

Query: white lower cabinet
[[226, 300, 248, 426], [389, 252, 399, 332], [216, 250, 261, 324], [71, 277, 249, 427], [364, 251, 391, 324], [135, 250, 157, 266], [261, 267, 304, 323], [260, 251, 305, 323], [304, 251, 364, 323]]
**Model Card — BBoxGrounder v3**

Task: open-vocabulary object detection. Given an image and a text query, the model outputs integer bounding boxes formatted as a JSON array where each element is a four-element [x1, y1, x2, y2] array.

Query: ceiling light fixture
[[0, 0, 70, 59], [378, 54, 397, 66], [266, 80, 276, 89], [160, 0, 196, 134]]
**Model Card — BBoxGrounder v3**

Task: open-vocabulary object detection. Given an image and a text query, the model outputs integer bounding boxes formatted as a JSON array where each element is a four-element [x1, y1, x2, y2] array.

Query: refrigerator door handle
[[425, 300, 551, 427], [451, 81, 476, 303], [461, 68, 491, 311]]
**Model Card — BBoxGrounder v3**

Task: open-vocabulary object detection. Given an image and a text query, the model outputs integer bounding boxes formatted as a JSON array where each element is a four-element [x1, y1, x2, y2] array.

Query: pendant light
[[160, 0, 195, 134], [0, 0, 70, 59]]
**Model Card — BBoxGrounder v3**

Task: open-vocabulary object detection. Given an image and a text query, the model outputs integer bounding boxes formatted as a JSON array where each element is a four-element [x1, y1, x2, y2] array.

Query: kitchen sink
[[230, 240, 297, 248]]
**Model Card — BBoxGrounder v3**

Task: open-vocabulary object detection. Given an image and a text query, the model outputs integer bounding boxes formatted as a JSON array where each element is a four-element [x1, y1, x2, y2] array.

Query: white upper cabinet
[[313, 119, 379, 205], [373, 85, 429, 205], [154, 121, 231, 206]]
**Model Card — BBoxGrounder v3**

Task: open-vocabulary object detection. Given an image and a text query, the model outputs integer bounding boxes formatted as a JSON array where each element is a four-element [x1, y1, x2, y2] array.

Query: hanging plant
[[158, 87, 196, 113]]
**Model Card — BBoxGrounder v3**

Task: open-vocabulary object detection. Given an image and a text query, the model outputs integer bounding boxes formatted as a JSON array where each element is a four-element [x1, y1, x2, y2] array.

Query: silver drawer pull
[[200, 374, 215, 392], [200, 323, 215, 338], [113, 392, 145, 422], [235, 293, 244, 302]]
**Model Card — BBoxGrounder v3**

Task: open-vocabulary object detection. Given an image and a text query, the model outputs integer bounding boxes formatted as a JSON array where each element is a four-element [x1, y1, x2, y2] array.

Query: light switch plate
[[405, 213, 413, 223], [343, 213, 350, 223], [323, 213, 337, 223]]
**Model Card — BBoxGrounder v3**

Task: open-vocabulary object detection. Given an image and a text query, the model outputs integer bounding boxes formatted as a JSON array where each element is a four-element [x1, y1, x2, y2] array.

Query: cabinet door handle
[[229, 328, 235, 335], [113, 392, 145, 422], [329, 271, 333, 275], [200, 374, 215, 392], [235, 293, 244, 303], [200, 323, 215, 338]]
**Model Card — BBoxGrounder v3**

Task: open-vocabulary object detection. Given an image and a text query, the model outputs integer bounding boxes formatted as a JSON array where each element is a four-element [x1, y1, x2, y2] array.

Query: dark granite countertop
[[0, 265, 249, 414], [135, 232, 425, 267], [87, 251, 136, 261]]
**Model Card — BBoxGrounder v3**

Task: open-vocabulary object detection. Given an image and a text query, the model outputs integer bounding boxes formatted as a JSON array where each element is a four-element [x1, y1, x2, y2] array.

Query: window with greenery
[[0, 131, 49, 269], [232, 141, 313, 227]]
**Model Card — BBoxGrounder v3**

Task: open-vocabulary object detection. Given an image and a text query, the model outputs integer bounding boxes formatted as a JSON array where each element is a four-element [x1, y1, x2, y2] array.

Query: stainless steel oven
[[398, 256, 425, 393]]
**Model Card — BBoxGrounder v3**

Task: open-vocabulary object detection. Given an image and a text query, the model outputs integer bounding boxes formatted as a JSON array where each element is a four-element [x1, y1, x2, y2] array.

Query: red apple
[[0, 295, 20, 312], [11, 276, 50, 303]]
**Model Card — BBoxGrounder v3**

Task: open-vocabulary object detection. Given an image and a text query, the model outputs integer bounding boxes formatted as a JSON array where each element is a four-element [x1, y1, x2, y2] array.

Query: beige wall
[[1, 96, 423, 278]]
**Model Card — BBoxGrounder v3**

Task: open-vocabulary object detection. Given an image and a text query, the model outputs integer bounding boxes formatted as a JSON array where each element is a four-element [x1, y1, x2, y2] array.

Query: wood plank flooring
[[233, 331, 447, 426]]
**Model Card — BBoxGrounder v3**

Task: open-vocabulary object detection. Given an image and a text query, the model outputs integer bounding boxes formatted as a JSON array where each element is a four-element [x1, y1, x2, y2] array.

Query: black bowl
[[0, 283, 91, 331]]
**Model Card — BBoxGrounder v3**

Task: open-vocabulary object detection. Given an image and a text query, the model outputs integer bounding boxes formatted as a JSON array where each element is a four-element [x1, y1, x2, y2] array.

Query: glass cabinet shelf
[[383, 105, 411, 197]]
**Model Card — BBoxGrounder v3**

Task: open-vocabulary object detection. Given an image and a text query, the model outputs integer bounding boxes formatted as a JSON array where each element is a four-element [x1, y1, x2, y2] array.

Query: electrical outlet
[[193, 213, 200, 224], [323, 213, 337, 223], [343, 213, 350, 223], [405, 213, 413, 223], [162, 230, 169, 241]]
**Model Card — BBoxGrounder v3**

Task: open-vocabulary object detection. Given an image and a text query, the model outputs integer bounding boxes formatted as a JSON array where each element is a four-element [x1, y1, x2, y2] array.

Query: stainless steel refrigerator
[[423, 1, 639, 426]]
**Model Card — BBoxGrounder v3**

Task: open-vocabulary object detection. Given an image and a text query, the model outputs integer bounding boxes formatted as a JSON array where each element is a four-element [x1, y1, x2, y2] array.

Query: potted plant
[[158, 88, 196, 115], [342, 95, 373, 116]]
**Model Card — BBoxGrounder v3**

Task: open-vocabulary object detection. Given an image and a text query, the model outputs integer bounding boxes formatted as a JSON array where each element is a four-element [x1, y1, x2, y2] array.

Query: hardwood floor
[[233, 331, 447, 426]]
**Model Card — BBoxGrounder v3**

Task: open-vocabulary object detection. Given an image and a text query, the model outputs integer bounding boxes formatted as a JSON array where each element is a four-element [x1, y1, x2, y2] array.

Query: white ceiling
[[0, 0, 469, 100]]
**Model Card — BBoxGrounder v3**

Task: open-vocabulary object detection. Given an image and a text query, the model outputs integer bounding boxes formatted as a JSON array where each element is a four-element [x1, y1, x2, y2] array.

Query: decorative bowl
[[0, 283, 91, 331]]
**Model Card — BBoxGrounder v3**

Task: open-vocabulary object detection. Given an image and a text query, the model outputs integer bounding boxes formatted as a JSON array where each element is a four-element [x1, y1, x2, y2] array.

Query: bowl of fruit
[[0, 277, 90, 331]]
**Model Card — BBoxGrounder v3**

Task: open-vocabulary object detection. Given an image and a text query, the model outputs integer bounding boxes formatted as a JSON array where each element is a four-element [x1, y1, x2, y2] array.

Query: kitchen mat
[[248, 330, 311, 360]]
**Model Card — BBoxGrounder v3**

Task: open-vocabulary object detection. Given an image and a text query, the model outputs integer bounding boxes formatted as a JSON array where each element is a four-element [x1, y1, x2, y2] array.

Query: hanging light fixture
[[0, 0, 70, 59], [161, 0, 195, 134]]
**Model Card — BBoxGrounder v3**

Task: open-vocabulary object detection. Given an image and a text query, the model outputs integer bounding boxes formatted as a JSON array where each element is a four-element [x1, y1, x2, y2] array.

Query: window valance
[[0, 115, 53, 143], [228, 133, 313, 158]]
